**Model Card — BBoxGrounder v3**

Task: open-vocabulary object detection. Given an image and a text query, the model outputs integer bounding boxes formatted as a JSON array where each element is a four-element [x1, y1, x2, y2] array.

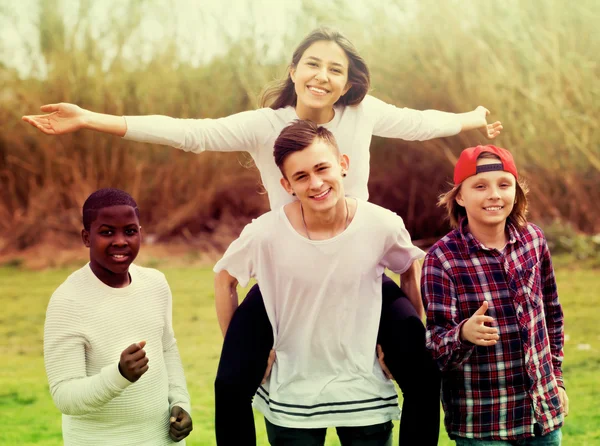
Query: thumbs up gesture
[[460, 301, 499, 346]]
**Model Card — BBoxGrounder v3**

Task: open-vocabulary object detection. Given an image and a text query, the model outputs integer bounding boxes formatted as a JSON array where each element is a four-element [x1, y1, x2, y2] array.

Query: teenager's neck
[[90, 262, 131, 288], [301, 197, 350, 240], [295, 103, 335, 125], [467, 220, 508, 250]]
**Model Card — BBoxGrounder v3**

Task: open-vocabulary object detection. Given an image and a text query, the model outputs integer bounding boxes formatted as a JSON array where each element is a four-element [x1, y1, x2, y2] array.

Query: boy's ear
[[81, 229, 91, 248], [340, 154, 350, 172], [280, 176, 294, 195], [455, 191, 465, 207]]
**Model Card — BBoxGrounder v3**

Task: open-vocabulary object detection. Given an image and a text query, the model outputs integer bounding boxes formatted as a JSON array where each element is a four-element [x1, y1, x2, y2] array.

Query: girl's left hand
[[377, 344, 393, 380], [474, 106, 503, 140]]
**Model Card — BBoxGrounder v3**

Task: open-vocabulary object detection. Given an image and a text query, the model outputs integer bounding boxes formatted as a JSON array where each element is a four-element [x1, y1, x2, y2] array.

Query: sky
[[0, 0, 308, 77], [0, 0, 409, 79]]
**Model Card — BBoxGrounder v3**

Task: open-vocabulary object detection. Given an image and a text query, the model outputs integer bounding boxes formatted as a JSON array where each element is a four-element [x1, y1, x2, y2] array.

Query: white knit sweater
[[44, 263, 191, 445]]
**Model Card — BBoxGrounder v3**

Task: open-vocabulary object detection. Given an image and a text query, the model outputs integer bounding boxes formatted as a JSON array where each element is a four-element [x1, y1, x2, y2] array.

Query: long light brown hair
[[438, 152, 529, 230], [260, 27, 370, 110]]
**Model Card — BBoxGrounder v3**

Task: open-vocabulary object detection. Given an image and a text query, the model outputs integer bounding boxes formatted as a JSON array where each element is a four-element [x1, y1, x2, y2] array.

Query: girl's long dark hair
[[260, 27, 370, 110]]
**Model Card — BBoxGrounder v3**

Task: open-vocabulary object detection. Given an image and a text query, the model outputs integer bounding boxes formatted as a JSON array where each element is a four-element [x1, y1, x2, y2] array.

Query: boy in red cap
[[421, 145, 567, 445]]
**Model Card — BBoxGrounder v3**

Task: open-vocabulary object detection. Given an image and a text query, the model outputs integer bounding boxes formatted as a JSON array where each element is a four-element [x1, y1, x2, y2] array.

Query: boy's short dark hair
[[82, 188, 139, 231], [273, 120, 339, 174]]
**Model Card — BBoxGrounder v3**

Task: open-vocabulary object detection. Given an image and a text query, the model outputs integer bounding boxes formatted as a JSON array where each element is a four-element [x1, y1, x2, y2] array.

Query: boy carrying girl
[[43, 188, 193, 445], [214, 120, 426, 445]]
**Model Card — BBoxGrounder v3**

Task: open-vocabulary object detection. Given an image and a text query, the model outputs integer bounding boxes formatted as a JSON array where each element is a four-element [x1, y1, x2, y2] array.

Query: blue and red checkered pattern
[[422, 219, 564, 441]]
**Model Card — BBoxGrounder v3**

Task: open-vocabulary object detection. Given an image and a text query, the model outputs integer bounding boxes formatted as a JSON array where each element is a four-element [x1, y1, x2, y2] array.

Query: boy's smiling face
[[456, 158, 517, 231], [280, 138, 348, 214], [82, 205, 141, 288]]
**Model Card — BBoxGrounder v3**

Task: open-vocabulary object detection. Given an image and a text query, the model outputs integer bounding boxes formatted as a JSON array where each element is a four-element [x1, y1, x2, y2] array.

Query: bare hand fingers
[[134, 356, 149, 369], [474, 315, 495, 324], [169, 419, 193, 442], [474, 338, 497, 346], [262, 349, 276, 384], [124, 341, 146, 355], [376, 345, 393, 380], [478, 326, 499, 335], [40, 103, 60, 112]]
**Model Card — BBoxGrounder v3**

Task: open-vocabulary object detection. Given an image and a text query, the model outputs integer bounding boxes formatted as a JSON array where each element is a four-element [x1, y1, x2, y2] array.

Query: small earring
[[342, 172, 347, 177], [292, 192, 296, 196]]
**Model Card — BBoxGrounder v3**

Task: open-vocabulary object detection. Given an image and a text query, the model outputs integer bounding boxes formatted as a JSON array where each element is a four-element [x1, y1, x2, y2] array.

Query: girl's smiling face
[[290, 40, 352, 121], [456, 157, 517, 232]]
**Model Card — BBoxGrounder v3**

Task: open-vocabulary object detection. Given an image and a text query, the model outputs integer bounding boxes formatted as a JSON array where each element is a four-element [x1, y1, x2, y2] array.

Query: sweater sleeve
[[160, 277, 192, 414], [365, 95, 462, 140], [123, 109, 271, 155], [421, 252, 475, 371], [43, 291, 132, 416]]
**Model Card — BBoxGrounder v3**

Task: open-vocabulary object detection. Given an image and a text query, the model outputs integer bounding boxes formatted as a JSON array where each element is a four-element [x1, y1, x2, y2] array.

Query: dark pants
[[265, 418, 393, 446], [214, 276, 441, 446]]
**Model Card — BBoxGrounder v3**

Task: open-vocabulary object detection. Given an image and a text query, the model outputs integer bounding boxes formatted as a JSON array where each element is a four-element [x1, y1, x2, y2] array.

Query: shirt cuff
[[453, 320, 476, 357], [170, 401, 192, 416], [104, 362, 133, 391]]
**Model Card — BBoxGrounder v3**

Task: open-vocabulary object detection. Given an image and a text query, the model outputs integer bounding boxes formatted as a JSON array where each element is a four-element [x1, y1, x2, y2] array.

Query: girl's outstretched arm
[[457, 105, 503, 139], [22, 103, 127, 136]]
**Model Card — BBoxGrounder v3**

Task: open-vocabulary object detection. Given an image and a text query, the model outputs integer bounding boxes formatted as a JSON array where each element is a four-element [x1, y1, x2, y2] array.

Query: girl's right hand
[[261, 349, 276, 384], [22, 103, 88, 135]]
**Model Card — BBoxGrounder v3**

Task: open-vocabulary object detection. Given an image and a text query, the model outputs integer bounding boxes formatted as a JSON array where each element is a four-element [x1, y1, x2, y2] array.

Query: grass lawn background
[[0, 256, 598, 445]]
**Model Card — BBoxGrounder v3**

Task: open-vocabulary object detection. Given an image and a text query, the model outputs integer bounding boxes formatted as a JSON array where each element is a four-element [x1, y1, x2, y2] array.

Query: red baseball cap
[[454, 145, 518, 185]]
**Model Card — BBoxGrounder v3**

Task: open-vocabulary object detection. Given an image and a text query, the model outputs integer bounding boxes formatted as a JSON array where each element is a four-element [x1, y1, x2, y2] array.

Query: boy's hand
[[376, 344, 393, 380], [558, 387, 569, 417], [261, 349, 276, 384], [473, 106, 503, 140], [22, 103, 87, 135], [169, 406, 193, 442], [118, 341, 149, 382], [460, 301, 499, 346]]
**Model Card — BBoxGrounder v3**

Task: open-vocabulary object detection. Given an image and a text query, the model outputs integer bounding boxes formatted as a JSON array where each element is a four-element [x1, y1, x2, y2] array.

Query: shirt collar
[[458, 217, 522, 253]]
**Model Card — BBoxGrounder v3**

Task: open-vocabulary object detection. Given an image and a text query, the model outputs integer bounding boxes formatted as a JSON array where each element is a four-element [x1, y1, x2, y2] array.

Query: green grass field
[[0, 258, 598, 445]]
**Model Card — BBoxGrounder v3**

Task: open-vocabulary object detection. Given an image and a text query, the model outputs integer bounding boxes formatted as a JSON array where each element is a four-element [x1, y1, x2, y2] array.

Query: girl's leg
[[378, 275, 441, 446], [214, 284, 274, 446]]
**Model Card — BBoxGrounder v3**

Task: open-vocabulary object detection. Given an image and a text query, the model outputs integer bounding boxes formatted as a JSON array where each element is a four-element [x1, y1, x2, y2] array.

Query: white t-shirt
[[213, 199, 425, 428], [124, 95, 461, 209], [43, 264, 191, 445]]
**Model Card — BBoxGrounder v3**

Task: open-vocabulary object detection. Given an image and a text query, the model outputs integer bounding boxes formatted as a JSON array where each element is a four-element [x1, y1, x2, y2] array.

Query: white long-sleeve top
[[43, 263, 191, 445], [124, 95, 461, 209]]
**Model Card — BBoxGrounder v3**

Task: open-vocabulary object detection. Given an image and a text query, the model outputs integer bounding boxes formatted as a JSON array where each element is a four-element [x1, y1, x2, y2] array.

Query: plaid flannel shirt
[[422, 219, 564, 440]]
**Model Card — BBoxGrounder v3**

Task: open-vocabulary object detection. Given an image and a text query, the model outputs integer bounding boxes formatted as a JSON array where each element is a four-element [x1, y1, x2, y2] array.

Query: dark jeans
[[265, 418, 393, 446], [214, 275, 441, 446], [454, 428, 562, 446]]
